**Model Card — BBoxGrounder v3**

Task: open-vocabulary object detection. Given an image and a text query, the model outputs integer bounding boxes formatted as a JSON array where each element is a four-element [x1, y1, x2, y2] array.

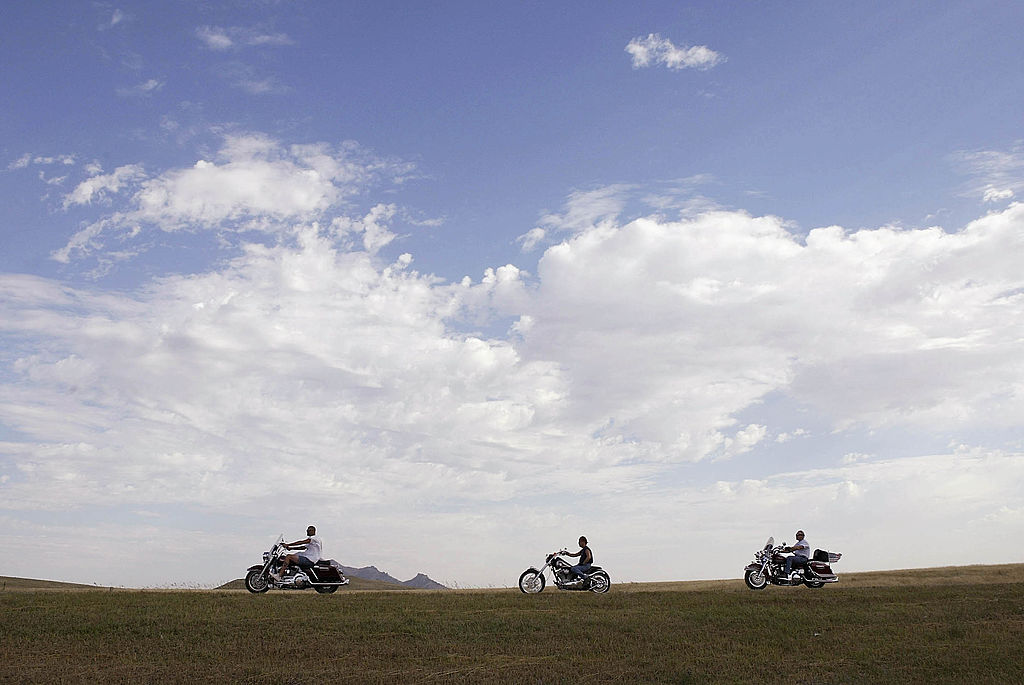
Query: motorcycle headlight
[[263, 552, 270, 562]]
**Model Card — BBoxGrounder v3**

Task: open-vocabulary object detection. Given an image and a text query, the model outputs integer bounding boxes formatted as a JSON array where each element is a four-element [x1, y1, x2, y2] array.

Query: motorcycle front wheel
[[744, 569, 768, 590], [588, 571, 610, 593], [244, 569, 270, 594], [518, 570, 545, 594]]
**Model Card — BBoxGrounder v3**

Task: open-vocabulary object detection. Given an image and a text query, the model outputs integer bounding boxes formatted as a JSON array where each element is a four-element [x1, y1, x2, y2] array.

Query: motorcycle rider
[[783, 530, 810, 579], [271, 525, 322, 580], [563, 536, 594, 580]]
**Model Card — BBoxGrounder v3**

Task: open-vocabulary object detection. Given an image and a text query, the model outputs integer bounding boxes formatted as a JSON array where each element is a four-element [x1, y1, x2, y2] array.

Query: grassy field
[[2, 565, 1023, 683]]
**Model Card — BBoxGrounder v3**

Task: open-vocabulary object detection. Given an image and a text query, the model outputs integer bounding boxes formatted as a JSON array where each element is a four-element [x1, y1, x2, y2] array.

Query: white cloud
[[516, 227, 546, 252], [983, 186, 1014, 203], [953, 142, 1024, 203], [8, 141, 1024, 585], [626, 34, 725, 71], [537, 184, 633, 235], [53, 134, 411, 262], [510, 203, 1024, 447], [63, 164, 145, 208], [197, 25, 293, 51], [197, 26, 234, 50], [116, 78, 164, 98], [8, 154, 75, 170]]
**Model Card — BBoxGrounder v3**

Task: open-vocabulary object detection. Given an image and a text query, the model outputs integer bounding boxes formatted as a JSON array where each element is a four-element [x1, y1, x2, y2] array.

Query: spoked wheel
[[245, 569, 270, 594], [314, 585, 338, 594], [744, 569, 769, 590], [589, 571, 611, 593], [518, 570, 545, 594]]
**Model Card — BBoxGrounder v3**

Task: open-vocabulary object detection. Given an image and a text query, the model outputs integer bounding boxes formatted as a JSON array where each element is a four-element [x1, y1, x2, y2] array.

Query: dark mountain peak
[[338, 564, 446, 589]]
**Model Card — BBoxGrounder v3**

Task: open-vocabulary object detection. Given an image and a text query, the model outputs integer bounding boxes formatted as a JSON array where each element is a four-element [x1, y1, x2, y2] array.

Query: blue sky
[[2, 1, 1023, 587]]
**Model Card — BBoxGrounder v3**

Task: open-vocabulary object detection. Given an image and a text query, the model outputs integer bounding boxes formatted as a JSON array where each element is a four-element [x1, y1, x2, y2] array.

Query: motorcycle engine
[[291, 572, 309, 588]]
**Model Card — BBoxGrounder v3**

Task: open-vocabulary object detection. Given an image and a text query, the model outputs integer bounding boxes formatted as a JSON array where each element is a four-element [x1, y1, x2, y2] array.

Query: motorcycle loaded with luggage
[[244, 535, 350, 594], [743, 536, 841, 590]]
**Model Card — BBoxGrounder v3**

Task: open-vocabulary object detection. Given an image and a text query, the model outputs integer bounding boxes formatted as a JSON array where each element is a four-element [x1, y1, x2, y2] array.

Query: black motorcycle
[[519, 550, 610, 593], [244, 535, 350, 594], [743, 536, 841, 590]]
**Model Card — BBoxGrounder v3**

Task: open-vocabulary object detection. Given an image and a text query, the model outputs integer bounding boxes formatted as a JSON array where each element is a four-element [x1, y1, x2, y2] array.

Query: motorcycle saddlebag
[[812, 549, 829, 562], [808, 561, 834, 576], [312, 560, 341, 581]]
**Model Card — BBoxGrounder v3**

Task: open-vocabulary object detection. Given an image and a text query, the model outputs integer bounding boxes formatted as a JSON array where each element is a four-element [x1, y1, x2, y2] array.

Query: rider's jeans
[[571, 563, 592, 577], [785, 555, 807, 575]]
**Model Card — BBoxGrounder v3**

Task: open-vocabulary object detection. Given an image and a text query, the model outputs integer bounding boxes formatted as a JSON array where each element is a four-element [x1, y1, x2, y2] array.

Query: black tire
[[314, 585, 338, 594], [245, 568, 270, 594], [589, 571, 611, 593], [518, 570, 545, 594], [805, 580, 825, 589], [744, 569, 768, 590]]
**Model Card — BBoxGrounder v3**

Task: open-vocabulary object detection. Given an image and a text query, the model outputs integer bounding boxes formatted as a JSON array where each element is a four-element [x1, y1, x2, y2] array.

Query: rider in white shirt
[[272, 525, 322, 579], [784, 530, 810, 578]]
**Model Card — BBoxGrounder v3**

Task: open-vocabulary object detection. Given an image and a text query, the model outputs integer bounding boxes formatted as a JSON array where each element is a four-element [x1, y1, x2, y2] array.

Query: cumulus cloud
[[7, 140, 1024, 584], [626, 33, 725, 71], [52, 134, 412, 262], [513, 202, 1024, 445]]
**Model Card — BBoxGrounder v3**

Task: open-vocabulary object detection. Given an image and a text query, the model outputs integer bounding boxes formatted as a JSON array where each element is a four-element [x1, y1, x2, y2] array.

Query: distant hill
[[1, 576, 106, 591], [339, 565, 448, 590], [403, 572, 448, 590]]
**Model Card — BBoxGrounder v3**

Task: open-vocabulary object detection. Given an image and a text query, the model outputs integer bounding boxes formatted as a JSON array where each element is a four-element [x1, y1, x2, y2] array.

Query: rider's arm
[[285, 537, 311, 549], [564, 550, 581, 558]]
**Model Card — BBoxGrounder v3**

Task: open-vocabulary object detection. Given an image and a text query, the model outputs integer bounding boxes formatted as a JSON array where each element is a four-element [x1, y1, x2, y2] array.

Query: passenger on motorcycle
[[271, 525, 322, 580], [783, 530, 810, 578], [563, 536, 594, 579]]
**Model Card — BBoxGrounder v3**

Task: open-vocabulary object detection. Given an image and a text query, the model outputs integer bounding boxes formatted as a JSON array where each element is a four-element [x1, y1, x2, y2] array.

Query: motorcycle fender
[[247, 564, 265, 573], [743, 563, 761, 572], [525, 566, 541, 575]]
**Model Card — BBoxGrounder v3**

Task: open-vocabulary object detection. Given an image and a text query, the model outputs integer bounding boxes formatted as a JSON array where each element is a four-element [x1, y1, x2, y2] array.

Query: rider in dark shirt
[[564, 536, 593, 578]]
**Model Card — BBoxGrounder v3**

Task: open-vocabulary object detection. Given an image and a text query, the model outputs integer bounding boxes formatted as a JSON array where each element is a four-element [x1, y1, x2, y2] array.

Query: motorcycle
[[743, 536, 841, 590], [519, 550, 611, 594], [244, 535, 351, 594]]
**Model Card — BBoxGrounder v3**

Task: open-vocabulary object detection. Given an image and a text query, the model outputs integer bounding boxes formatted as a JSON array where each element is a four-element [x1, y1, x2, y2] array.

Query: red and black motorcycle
[[743, 536, 841, 590], [244, 535, 350, 594]]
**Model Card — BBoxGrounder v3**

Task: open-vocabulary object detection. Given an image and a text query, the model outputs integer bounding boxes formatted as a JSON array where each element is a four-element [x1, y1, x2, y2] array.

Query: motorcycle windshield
[[764, 536, 774, 549]]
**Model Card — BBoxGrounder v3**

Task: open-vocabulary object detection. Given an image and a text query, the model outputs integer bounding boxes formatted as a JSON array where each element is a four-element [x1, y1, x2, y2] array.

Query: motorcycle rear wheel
[[805, 580, 825, 588], [518, 570, 545, 594], [244, 569, 270, 594], [314, 585, 338, 594], [744, 569, 768, 590], [589, 571, 611, 593]]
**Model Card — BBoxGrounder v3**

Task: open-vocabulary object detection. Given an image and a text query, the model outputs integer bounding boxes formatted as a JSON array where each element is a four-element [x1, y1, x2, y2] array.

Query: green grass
[[2, 568, 1023, 683]]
